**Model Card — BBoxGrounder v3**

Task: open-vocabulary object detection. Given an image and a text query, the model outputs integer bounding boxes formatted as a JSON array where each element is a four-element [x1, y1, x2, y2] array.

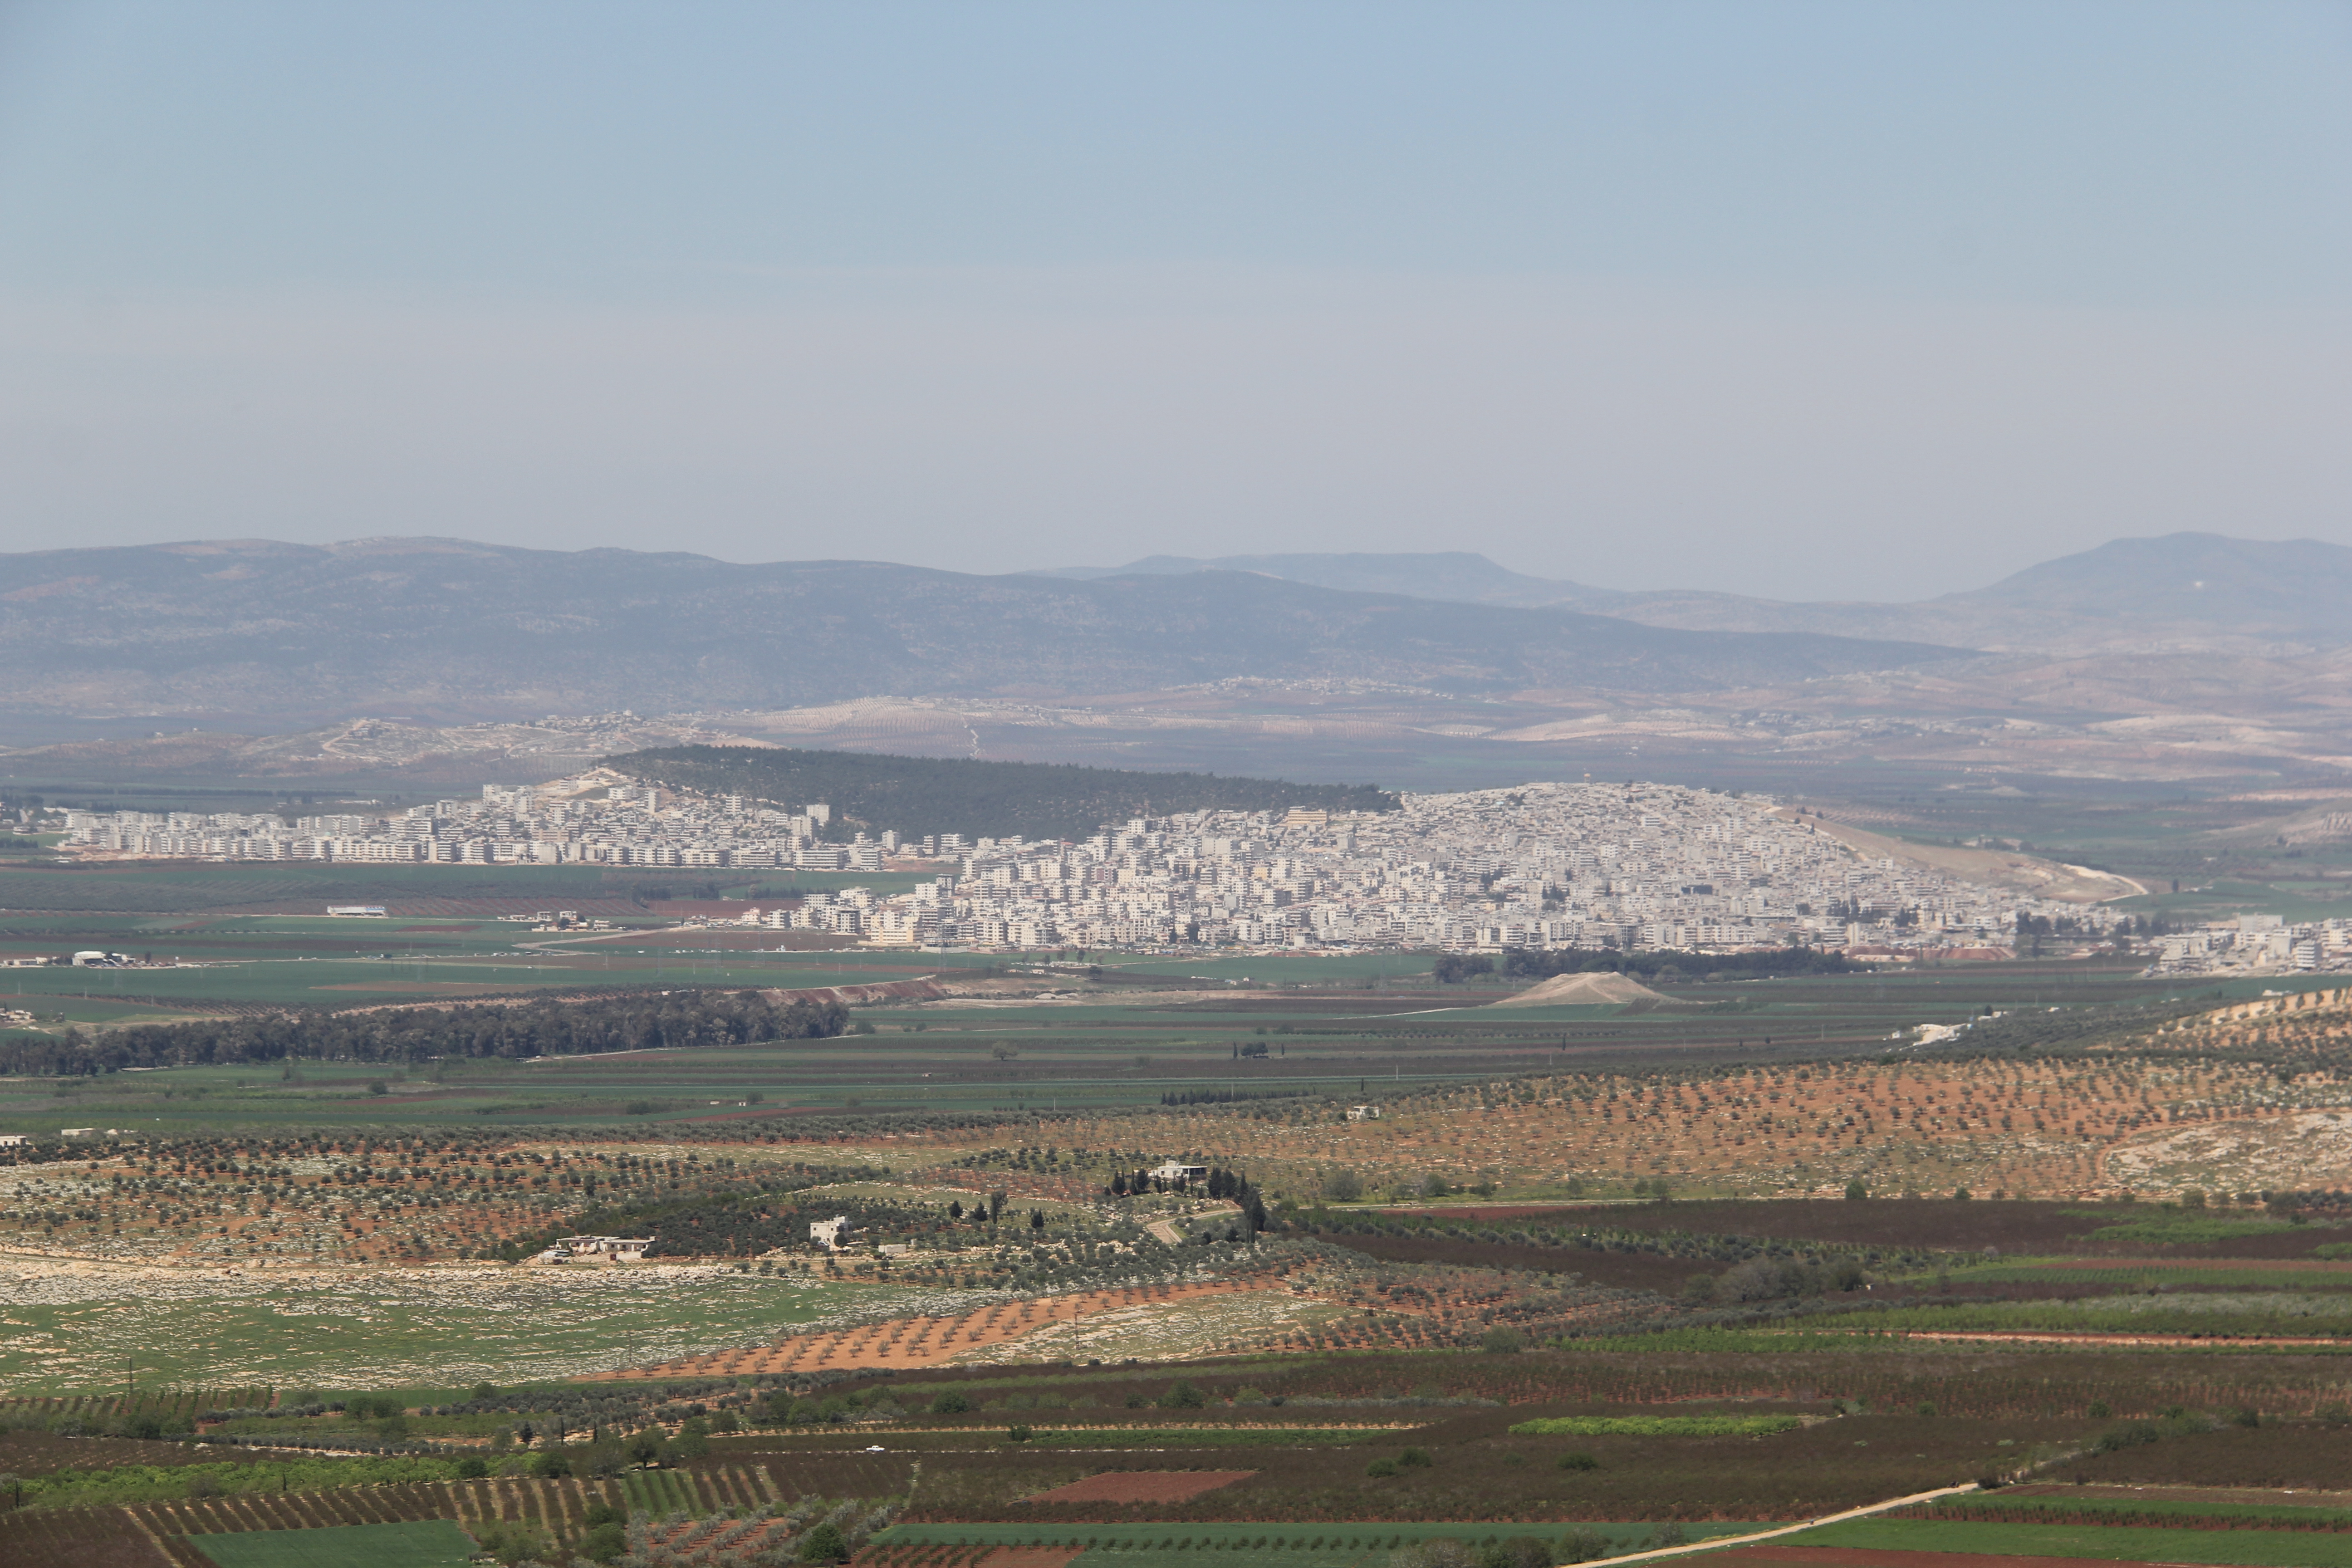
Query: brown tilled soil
[[0, 1429, 240, 1475], [2006, 1482, 2352, 1507], [1321, 1231, 1701, 1294], [1712, 1551, 2130, 1568], [1025, 1470, 1257, 1504], [608, 1279, 1283, 1379], [2062, 1422, 2352, 1490], [1385, 1199, 2352, 1259]]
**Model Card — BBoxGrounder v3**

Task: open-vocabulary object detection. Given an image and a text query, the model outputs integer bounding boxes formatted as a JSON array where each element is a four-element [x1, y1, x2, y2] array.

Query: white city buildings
[[62, 777, 2119, 957]]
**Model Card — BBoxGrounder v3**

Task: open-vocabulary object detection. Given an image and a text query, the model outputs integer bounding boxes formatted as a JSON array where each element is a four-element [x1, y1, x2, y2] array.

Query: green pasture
[[1937, 1263, 2352, 1293], [1806, 1295, 2352, 1339], [0, 1270, 876, 1394], [1092, 954, 1453, 984], [1774, 1516, 2352, 1565], [0, 929, 2275, 1139], [181, 1519, 479, 1568], [2070, 1211, 2312, 1246]]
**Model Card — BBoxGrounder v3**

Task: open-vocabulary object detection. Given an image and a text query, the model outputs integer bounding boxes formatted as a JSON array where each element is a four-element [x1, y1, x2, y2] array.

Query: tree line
[[0, 988, 848, 1077]]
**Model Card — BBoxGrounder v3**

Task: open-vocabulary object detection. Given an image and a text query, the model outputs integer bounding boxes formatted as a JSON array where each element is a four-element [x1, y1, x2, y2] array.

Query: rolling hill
[[1051, 534, 2352, 654], [0, 537, 1966, 728], [601, 745, 1398, 841]]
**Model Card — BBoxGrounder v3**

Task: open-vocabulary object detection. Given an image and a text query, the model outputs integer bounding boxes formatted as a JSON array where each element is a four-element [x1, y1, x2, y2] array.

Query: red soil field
[[610, 1279, 1281, 1379], [1025, 1471, 1257, 1504]]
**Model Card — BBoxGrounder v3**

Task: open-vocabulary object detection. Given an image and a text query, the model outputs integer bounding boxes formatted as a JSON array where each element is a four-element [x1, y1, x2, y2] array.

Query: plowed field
[[611, 1280, 1281, 1377], [1024, 1471, 1256, 1504]]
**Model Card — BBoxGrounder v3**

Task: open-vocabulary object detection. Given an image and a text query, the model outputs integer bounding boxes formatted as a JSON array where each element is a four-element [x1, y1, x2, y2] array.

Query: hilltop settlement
[[50, 773, 2322, 967]]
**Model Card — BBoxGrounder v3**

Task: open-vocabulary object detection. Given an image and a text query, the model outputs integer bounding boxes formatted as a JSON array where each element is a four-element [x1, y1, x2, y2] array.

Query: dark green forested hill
[[600, 745, 1397, 841]]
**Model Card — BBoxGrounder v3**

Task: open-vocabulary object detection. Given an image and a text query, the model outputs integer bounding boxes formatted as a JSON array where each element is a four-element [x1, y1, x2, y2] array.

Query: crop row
[[0, 1469, 793, 1568], [1176, 1351, 2352, 1420], [0, 1389, 272, 1425], [0, 1505, 172, 1568]]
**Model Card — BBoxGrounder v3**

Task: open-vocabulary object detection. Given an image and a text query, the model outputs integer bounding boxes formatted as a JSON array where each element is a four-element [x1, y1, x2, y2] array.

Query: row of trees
[[0, 988, 848, 1076]]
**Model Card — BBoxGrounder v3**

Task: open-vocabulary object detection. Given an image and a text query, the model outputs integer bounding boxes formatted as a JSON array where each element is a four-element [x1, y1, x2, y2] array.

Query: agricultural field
[[0, 904, 2349, 1563]]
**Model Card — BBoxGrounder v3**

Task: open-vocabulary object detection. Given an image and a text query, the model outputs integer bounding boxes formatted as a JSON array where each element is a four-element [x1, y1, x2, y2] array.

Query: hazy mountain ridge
[[0, 537, 1962, 727], [1047, 534, 2352, 654]]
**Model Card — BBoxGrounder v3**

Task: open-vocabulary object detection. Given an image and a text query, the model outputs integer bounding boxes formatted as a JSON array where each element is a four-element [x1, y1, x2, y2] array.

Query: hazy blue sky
[[2, 1, 2346, 600]]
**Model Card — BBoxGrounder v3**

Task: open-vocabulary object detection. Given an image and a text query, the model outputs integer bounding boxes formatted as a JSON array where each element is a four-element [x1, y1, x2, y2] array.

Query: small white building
[[544, 1234, 652, 1262], [1149, 1161, 1208, 1185], [1346, 1105, 1381, 1122], [808, 1215, 856, 1250]]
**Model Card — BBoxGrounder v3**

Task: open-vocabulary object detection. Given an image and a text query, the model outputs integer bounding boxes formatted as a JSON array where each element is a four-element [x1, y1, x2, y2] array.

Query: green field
[[1774, 1517, 2352, 1565], [0, 941, 2258, 1139], [0, 1269, 880, 1393], [179, 1519, 478, 1568]]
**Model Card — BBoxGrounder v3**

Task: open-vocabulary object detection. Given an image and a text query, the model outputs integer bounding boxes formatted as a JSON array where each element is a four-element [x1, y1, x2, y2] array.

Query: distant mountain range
[[0, 537, 1960, 729], [1041, 534, 2352, 655]]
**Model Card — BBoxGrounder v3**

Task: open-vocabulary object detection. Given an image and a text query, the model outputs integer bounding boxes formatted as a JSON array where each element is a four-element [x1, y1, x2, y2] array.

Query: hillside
[[1058, 534, 2352, 655], [1038, 549, 1618, 608], [601, 744, 1398, 841], [0, 538, 1965, 730]]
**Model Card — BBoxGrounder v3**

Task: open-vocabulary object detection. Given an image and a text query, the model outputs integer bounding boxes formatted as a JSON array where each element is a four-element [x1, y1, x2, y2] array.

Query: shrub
[[799, 1521, 849, 1563], [581, 1521, 627, 1564], [528, 1449, 571, 1479], [1007, 1424, 1033, 1443], [471, 1519, 553, 1567], [1558, 1526, 1612, 1563], [1479, 1327, 1526, 1354], [2094, 1421, 2161, 1453], [1480, 1539, 1551, 1568], [931, 1392, 972, 1415], [1557, 1451, 1599, 1471], [1397, 1446, 1433, 1468], [1365, 1458, 1399, 1478], [1160, 1380, 1206, 1410], [455, 1457, 489, 1479]]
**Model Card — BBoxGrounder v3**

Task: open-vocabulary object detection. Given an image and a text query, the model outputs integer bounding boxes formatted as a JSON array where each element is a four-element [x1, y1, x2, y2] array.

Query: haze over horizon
[[3, 2, 2347, 602]]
